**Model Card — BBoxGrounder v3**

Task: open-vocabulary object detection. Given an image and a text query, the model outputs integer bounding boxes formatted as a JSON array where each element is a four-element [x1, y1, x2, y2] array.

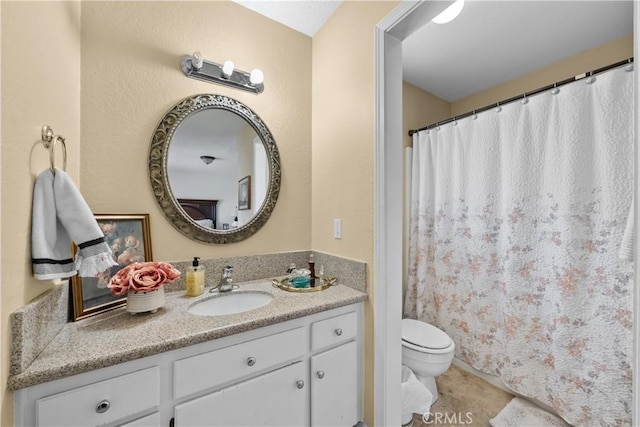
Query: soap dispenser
[[186, 257, 205, 297]]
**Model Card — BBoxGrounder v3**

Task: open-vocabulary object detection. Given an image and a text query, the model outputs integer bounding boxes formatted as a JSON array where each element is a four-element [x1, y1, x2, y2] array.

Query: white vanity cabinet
[[14, 303, 363, 427]]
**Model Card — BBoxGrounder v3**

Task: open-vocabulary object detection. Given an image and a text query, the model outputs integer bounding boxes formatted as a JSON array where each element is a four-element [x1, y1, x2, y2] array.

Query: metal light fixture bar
[[180, 53, 264, 94]]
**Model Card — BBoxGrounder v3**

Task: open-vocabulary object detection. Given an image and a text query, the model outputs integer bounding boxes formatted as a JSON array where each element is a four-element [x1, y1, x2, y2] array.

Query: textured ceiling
[[231, 0, 342, 37], [234, 1, 633, 103], [402, 1, 634, 101]]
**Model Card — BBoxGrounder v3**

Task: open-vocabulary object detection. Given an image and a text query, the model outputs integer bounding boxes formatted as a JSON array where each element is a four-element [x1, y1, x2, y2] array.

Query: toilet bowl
[[401, 318, 455, 401]]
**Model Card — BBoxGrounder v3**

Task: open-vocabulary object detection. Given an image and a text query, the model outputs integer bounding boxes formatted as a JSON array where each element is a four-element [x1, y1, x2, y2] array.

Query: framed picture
[[71, 214, 153, 320], [238, 175, 251, 210]]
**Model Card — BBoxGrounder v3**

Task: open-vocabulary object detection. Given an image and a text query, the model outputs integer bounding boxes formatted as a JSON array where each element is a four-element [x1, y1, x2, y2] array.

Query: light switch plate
[[334, 219, 342, 239]]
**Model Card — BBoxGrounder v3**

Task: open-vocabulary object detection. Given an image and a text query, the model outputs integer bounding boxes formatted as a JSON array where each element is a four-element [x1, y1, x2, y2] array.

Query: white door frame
[[373, 2, 451, 425], [373, 1, 640, 426]]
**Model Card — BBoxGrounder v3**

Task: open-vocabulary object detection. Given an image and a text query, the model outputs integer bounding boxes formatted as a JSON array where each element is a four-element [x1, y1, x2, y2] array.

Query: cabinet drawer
[[174, 327, 305, 399], [36, 367, 159, 427], [311, 311, 357, 351]]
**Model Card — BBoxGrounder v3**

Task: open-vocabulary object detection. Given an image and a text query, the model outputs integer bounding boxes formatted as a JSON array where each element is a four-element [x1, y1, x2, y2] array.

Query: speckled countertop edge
[[8, 280, 367, 391]]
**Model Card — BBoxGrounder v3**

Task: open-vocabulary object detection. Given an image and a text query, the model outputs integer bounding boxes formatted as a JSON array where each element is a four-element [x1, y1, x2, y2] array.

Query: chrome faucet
[[219, 265, 235, 292]]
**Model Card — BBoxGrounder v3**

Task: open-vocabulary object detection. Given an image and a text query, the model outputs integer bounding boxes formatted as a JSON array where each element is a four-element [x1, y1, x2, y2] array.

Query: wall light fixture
[[181, 52, 264, 94]]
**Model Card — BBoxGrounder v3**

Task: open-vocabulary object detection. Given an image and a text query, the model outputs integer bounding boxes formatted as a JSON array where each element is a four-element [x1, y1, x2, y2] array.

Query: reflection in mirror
[[168, 109, 268, 230], [149, 94, 280, 244]]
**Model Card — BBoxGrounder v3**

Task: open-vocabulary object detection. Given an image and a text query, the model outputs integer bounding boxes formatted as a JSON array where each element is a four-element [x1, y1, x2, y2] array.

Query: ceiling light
[[432, 0, 464, 24], [200, 155, 216, 165]]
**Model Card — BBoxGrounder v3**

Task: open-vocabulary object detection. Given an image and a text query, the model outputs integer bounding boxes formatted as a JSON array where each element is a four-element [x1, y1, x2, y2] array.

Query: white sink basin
[[187, 291, 274, 316]]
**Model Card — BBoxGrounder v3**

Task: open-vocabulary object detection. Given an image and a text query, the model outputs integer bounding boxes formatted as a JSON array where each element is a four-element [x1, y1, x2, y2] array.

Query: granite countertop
[[8, 279, 367, 391]]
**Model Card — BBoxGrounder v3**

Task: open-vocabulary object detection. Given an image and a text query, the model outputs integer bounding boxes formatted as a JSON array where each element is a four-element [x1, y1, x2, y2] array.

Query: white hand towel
[[31, 169, 118, 280]]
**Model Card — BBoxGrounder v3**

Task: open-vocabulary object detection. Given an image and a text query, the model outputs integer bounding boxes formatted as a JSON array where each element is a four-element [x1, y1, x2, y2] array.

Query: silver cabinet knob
[[95, 400, 110, 414], [335, 328, 343, 336], [317, 371, 325, 379], [247, 357, 256, 367], [296, 380, 305, 389]]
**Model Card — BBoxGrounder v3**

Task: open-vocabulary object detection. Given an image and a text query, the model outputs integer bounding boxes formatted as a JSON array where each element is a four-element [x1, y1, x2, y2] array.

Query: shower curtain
[[404, 66, 634, 426]]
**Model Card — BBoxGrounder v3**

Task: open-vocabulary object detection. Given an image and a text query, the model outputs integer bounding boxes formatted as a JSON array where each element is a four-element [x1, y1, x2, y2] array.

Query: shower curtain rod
[[408, 57, 634, 136]]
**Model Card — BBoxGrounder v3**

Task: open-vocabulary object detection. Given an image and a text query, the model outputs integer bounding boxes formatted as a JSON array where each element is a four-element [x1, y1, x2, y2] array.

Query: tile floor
[[411, 364, 514, 427]]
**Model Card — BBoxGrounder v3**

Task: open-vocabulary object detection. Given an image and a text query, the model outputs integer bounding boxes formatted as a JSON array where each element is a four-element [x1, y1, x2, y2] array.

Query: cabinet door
[[311, 341, 357, 427], [175, 361, 308, 427], [118, 412, 160, 426]]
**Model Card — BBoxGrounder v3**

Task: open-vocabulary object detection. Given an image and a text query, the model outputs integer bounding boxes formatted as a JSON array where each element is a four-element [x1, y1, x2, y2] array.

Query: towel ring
[[49, 135, 67, 174], [41, 125, 67, 174]]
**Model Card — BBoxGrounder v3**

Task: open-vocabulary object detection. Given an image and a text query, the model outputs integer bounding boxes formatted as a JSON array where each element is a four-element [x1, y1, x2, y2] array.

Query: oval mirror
[[149, 94, 280, 244]]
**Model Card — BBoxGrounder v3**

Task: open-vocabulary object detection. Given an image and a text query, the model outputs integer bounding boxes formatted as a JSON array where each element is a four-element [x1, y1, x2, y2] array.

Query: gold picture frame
[[71, 214, 153, 320], [238, 175, 251, 210]]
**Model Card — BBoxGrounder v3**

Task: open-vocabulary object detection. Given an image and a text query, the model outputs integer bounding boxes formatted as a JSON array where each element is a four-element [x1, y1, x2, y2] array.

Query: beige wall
[[403, 81, 451, 149], [452, 35, 634, 116], [81, 1, 312, 262], [312, 2, 398, 424], [1, 2, 81, 424], [1, 1, 310, 424]]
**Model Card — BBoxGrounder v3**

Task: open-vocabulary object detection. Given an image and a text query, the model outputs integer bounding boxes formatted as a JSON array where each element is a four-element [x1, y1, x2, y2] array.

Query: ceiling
[[233, 0, 633, 102], [231, 0, 342, 37], [403, 1, 634, 102]]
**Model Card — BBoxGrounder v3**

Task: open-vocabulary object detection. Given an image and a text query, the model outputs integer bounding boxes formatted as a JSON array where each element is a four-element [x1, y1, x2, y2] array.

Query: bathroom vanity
[[11, 281, 365, 427]]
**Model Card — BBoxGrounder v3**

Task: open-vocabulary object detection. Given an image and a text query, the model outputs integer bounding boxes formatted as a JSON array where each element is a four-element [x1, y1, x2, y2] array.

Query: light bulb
[[432, 0, 464, 24], [222, 60, 234, 79], [250, 69, 264, 85], [192, 51, 203, 70]]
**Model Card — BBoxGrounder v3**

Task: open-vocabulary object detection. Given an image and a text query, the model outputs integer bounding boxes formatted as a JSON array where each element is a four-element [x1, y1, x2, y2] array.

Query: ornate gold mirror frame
[[149, 94, 281, 244]]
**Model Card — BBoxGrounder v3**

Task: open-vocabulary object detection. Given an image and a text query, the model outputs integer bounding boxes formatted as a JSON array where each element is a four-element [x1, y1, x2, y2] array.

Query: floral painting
[[72, 214, 152, 320]]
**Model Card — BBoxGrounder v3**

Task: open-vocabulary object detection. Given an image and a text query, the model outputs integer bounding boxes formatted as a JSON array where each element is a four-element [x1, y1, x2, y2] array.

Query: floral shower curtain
[[404, 66, 634, 426]]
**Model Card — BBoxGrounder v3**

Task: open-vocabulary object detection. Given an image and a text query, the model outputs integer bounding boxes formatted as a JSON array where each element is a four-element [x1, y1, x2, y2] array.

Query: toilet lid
[[402, 318, 452, 350]]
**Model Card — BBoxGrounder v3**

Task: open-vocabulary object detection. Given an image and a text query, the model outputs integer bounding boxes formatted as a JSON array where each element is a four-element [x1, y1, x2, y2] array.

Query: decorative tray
[[272, 277, 337, 293]]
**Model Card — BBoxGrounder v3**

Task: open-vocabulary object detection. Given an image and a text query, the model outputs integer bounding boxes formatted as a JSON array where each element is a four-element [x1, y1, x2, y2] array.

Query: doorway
[[374, 2, 639, 426]]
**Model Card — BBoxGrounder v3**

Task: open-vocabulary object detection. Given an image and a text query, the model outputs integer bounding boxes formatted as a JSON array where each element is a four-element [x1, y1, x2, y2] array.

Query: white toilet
[[401, 318, 455, 402]]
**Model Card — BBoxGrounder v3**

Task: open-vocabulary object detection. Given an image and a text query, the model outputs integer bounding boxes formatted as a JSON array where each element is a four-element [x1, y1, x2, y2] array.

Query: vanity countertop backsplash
[[8, 251, 367, 391]]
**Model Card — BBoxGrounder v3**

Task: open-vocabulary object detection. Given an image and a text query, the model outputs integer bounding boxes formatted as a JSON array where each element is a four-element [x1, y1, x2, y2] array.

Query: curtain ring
[[551, 83, 560, 95], [50, 135, 67, 175], [625, 58, 634, 72], [585, 71, 596, 85]]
